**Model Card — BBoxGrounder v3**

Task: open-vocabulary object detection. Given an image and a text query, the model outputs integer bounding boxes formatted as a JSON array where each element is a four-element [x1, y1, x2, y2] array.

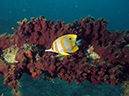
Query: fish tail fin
[[45, 48, 53, 52]]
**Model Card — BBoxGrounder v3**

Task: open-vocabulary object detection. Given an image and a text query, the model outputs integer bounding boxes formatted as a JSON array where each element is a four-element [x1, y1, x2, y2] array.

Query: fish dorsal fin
[[71, 45, 79, 53], [58, 34, 77, 40]]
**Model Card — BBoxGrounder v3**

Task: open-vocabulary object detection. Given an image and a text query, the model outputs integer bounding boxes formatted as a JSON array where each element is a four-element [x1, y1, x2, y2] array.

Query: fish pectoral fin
[[45, 48, 53, 52], [60, 52, 70, 55], [71, 45, 79, 53]]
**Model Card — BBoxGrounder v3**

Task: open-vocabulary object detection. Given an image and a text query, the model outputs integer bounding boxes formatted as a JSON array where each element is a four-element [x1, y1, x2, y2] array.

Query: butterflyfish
[[45, 34, 81, 55]]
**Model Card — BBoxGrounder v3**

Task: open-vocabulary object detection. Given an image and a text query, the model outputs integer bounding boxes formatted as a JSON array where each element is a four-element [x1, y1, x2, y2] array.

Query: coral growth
[[121, 81, 129, 96], [0, 15, 129, 90], [12, 88, 23, 96], [2, 44, 19, 63]]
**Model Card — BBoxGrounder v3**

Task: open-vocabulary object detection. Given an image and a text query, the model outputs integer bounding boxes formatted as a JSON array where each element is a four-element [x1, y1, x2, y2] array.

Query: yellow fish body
[[45, 34, 79, 55]]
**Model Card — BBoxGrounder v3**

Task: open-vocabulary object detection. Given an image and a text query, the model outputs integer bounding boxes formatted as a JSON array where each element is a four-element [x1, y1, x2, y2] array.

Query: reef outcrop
[[0, 15, 129, 89]]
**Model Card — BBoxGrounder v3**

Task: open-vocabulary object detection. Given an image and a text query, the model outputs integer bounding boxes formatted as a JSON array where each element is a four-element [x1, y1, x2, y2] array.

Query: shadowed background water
[[0, 0, 129, 96]]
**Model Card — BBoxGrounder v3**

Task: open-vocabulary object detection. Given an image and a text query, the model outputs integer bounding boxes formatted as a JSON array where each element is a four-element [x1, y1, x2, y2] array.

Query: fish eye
[[69, 38, 72, 40]]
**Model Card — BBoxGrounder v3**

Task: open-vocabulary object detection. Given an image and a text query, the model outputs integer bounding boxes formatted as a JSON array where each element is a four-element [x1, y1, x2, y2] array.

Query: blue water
[[0, 0, 129, 96], [0, 0, 129, 34]]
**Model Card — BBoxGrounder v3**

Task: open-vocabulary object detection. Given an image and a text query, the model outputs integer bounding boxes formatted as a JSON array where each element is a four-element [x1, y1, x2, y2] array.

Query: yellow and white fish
[[45, 34, 81, 55]]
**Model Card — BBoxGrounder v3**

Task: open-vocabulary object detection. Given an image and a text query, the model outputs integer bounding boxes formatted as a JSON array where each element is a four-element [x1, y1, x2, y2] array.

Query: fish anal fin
[[60, 52, 69, 55]]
